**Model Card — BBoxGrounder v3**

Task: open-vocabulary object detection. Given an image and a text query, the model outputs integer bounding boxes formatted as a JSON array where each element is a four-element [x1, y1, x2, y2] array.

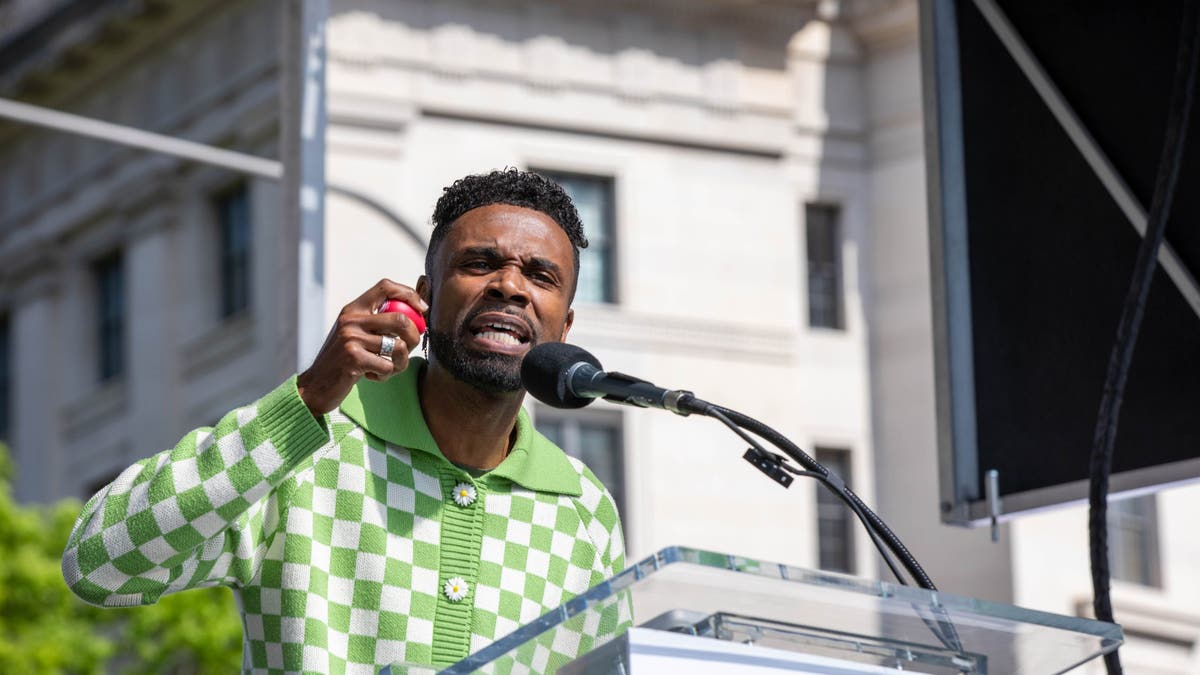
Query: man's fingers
[[346, 340, 400, 379], [368, 333, 413, 370], [384, 286, 429, 315], [357, 339, 410, 384], [390, 346, 411, 375], [343, 279, 423, 316], [300, 282, 426, 416], [333, 317, 416, 362], [358, 313, 422, 350]]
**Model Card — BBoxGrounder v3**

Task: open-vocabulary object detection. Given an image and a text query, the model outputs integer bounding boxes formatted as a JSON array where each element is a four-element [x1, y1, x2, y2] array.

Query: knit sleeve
[[596, 489, 632, 645], [61, 377, 328, 607], [574, 467, 625, 578], [575, 467, 633, 646]]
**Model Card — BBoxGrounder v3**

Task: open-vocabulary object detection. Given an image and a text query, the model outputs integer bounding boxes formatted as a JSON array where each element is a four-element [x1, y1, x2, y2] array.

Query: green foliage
[[0, 444, 243, 673], [116, 585, 243, 674], [0, 451, 111, 673]]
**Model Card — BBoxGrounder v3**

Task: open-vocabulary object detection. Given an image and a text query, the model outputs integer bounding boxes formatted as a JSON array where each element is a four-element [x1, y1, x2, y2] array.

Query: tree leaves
[[0, 445, 243, 673]]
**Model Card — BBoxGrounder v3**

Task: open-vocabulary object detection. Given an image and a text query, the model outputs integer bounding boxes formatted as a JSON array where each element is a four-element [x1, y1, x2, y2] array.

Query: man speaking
[[62, 169, 626, 672]]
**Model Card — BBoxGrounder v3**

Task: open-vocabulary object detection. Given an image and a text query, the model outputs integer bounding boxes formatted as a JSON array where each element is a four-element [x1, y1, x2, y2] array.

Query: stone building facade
[[0, 0, 1195, 670]]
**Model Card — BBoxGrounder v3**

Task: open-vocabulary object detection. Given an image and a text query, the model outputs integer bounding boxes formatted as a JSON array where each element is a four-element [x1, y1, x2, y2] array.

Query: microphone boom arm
[[566, 363, 699, 416]]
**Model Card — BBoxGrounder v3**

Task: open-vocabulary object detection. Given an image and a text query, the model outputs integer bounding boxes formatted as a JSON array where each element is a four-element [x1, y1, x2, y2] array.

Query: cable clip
[[742, 448, 794, 488]]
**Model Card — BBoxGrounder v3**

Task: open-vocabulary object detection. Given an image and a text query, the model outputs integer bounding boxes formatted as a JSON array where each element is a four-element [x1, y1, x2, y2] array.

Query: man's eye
[[465, 260, 492, 270], [530, 271, 556, 284]]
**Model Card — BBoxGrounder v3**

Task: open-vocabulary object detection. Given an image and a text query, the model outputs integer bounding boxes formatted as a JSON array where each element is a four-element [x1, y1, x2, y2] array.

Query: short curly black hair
[[426, 168, 589, 302]]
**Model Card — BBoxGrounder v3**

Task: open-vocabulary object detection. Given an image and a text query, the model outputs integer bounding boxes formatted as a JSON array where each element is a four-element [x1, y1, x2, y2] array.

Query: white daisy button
[[444, 576, 469, 602], [452, 482, 477, 507]]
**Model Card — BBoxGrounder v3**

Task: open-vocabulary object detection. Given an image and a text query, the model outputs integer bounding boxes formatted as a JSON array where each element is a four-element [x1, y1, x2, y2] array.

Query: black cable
[[786, 468, 910, 588], [773, 466, 911, 588], [1088, 4, 1200, 674], [702, 406, 912, 586], [709, 404, 939, 593], [833, 482, 911, 587], [702, 404, 964, 655]]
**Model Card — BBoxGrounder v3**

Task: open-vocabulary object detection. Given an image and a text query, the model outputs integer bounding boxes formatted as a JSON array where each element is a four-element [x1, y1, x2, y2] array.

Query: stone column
[[125, 209, 181, 464], [11, 273, 63, 503]]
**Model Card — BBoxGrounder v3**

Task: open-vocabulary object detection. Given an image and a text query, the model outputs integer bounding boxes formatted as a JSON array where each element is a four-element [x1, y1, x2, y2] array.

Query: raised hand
[[296, 279, 428, 417]]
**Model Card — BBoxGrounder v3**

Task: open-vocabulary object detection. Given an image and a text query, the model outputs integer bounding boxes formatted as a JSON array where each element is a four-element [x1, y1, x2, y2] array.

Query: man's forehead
[[441, 204, 573, 258]]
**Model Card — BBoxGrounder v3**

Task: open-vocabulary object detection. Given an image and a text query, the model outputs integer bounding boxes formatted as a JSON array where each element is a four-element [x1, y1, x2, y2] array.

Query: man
[[62, 169, 627, 673]]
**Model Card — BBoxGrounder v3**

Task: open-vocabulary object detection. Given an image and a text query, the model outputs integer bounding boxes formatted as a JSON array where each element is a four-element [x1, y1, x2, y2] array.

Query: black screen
[[932, 0, 1200, 506]]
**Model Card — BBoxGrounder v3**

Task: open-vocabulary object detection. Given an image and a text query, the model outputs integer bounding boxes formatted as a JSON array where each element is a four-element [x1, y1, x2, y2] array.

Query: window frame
[[814, 446, 856, 575], [805, 202, 845, 331], [529, 168, 618, 305], [213, 182, 253, 319], [93, 251, 126, 382]]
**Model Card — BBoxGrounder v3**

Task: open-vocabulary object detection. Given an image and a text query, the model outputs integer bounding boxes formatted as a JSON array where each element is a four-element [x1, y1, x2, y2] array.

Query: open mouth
[[468, 312, 533, 350]]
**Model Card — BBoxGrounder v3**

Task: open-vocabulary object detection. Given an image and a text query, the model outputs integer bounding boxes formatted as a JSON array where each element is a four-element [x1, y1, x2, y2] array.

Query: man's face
[[418, 204, 576, 393]]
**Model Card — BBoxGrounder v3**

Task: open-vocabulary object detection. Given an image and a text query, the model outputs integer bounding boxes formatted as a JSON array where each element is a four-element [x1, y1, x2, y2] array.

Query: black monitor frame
[[920, 0, 1200, 526]]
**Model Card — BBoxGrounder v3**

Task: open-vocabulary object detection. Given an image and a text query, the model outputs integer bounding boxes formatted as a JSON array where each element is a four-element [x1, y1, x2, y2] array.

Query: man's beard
[[426, 326, 525, 394]]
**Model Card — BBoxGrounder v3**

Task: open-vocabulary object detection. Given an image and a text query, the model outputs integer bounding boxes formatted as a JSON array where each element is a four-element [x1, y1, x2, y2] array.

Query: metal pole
[[0, 96, 423, 258], [0, 97, 282, 179], [280, 0, 328, 378], [297, 0, 328, 372]]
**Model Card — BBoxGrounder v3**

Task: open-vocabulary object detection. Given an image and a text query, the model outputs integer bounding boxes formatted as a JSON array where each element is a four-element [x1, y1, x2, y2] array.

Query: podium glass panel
[[385, 547, 1120, 674]]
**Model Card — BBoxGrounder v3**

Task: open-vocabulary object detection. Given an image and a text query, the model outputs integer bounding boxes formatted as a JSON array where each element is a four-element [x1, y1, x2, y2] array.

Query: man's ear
[[560, 308, 574, 342], [416, 276, 431, 306]]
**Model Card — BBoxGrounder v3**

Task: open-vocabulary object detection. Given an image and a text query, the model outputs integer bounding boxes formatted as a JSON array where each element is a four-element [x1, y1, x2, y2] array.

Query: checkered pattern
[[478, 590, 633, 675], [468, 461, 625, 653], [62, 377, 626, 674]]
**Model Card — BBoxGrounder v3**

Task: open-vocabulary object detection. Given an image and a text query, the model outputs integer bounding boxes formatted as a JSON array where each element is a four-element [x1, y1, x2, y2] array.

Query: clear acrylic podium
[[387, 546, 1122, 674]]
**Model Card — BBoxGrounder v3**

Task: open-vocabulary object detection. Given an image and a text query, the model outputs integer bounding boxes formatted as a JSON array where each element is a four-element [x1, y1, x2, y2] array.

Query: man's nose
[[485, 265, 531, 305]]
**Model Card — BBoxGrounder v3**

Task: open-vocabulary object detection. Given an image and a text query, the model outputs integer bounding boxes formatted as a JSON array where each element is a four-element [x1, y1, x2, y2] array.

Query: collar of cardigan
[[338, 357, 583, 497]]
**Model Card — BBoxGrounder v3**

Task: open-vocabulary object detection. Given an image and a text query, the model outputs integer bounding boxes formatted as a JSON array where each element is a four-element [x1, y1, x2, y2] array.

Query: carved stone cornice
[[0, 0, 205, 98], [849, 0, 918, 52], [325, 3, 807, 121], [569, 304, 798, 364], [0, 242, 64, 302]]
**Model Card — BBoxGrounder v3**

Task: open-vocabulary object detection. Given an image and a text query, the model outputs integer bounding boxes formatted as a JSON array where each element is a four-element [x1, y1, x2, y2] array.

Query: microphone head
[[521, 342, 602, 409]]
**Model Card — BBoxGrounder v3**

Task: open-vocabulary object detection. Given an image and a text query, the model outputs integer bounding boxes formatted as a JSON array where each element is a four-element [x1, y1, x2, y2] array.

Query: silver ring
[[379, 335, 396, 359]]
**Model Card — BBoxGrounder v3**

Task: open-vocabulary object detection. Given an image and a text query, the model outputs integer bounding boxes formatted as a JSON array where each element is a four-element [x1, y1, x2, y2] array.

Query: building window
[[535, 170, 616, 304], [806, 203, 843, 330], [815, 447, 855, 574], [215, 184, 252, 318], [1108, 495, 1162, 587], [0, 316, 9, 441], [535, 408, 625, 518], [94, 252, 125, 382]]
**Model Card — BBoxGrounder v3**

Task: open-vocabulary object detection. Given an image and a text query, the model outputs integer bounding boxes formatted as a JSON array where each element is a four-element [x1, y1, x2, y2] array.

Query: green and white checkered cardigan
[[63, 359, 627, 673]]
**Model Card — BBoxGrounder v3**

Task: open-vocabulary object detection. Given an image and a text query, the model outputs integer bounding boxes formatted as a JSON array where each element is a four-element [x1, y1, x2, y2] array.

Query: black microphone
[[521, 342, 708, 415]]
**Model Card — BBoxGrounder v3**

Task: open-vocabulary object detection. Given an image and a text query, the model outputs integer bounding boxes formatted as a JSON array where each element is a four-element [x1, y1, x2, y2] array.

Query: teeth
[[479, 331, 520, 346]]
